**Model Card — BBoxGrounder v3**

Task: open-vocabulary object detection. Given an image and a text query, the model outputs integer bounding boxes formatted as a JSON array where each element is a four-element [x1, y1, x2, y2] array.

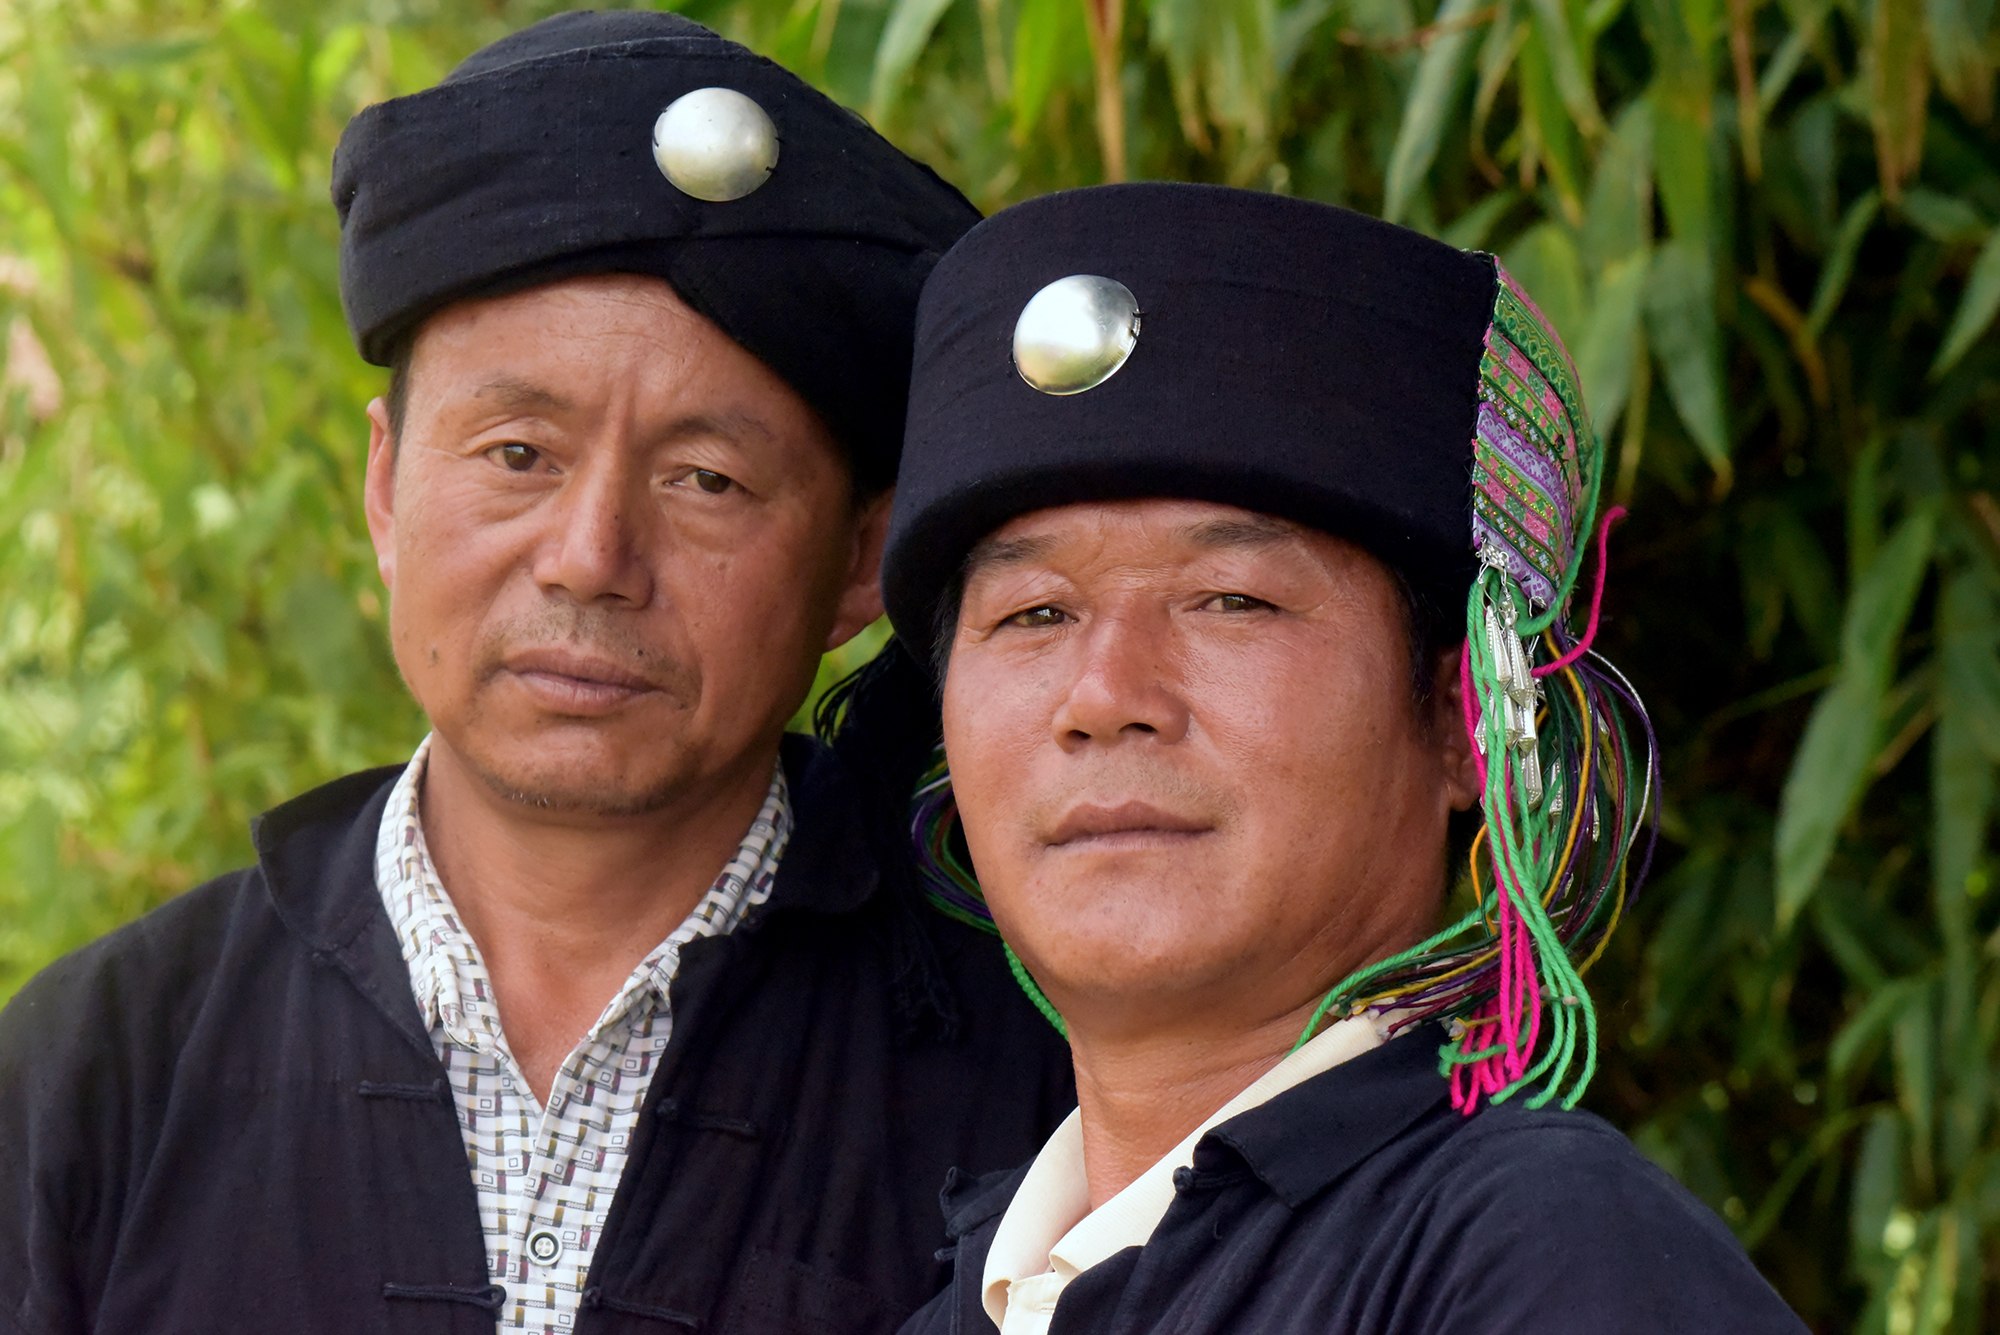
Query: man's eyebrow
[[467, 385, 778, 446], [962, 532, 1059, 579], [659, 409, 778, 446], [1176, 514, 1302, 549], [474, 375, 573, 416]]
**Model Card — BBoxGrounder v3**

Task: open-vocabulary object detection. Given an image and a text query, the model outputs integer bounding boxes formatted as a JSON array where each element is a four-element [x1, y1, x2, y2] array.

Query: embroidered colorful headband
[[1292, 262, 1658, 1113]]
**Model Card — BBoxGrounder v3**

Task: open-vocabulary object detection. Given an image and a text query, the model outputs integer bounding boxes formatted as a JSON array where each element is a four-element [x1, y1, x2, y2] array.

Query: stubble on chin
[[463, 745, 696, 818]]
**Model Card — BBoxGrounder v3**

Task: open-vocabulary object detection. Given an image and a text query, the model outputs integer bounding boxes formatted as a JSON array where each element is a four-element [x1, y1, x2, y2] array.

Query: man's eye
[[489, 442, 542, 472], [1212, 593, 1271, 612], [1006, 606, 1066, 628], [691, 469, 735, 495]]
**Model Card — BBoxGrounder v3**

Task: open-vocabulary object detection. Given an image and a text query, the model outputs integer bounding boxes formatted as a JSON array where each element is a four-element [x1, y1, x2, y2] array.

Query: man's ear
[[363, 397, 398, 592], [824, 486, 893, 652], [1431, 644, 1481, 813]]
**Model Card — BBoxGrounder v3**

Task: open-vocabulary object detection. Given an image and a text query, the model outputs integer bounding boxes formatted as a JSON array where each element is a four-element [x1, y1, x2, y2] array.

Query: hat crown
[[446, 10, 718, 82], [884, 182, 1505, 645]]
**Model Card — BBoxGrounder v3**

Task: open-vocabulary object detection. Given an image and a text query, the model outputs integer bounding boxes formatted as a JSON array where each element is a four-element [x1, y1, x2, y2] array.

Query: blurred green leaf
[[1525, 0, 1605, 136], [1383, 0, 1485, 224], [1926, 0, 1994, 124], [1581, 103, 1653, 269], [870, 0, 959, 118], [1804, 188, 1882, 342], [1503, 220, 1589, 344], [1865, 0, 1929, 198], [1010, 0, 1087, 141], [1577, 247, 1650, 429], [1851, 1110, 1906, 1267], [1776, 507, 1938, 925], [1756, 0, 1827, 113], [1831, 975, 1925, 1077], [1929, 227, 2000, 378], [1898, 188, 1986, 244], [1934, 567, 2000, 760], [1644, 239, 1731, 475]]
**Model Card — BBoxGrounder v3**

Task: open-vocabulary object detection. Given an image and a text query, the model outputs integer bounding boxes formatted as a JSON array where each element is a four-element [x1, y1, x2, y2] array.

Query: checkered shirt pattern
[[375, 735, 791, 1333]]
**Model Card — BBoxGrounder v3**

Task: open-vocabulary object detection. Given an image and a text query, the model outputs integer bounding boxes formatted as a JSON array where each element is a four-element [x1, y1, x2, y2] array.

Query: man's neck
[[1067, 999, 1325, 1211], [416, 735, 781, 1102]]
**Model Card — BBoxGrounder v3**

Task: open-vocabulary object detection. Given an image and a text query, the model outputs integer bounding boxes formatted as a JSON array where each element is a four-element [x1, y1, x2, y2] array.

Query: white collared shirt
[[981, 1012, 1399, 1335], [375, 734, 790, 1334]]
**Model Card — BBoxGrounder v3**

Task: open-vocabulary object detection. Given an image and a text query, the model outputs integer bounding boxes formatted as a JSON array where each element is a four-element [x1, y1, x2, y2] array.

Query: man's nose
[[531, 456, 655, 607], [1050, 611, 1191, 748]]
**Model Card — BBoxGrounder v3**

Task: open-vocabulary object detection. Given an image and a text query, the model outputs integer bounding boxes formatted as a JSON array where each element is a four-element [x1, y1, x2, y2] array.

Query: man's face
[[941, 499, 1477, 1040], [364, 273, 886, 818]]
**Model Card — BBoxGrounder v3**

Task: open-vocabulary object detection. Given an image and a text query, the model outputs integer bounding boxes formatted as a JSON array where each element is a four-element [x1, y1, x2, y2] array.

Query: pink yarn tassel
[[1530, 506, 1626, 678], [1453, 509, 1627, 1112]]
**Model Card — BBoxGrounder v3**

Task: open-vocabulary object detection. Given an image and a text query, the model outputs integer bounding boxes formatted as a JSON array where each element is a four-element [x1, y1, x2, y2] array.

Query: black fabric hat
[[882, 182, 1500, 643], [332, 10, 981, 487]]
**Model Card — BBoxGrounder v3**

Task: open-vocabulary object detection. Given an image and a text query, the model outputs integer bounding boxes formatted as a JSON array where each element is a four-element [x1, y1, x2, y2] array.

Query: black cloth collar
[[938, 1024, 1452, 1239], [1200, 1023, 1451, 1208], [248, 734, 887, 1046]]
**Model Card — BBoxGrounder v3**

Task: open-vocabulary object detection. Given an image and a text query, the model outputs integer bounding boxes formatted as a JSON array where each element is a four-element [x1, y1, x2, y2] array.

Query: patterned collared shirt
[[375, 735, 791, 1333]]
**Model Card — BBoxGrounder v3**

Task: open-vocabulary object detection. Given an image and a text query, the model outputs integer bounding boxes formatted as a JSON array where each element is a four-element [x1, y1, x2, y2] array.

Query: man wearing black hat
[[0, 14, 1070, 1335], [879, 183, 1809, 1333]]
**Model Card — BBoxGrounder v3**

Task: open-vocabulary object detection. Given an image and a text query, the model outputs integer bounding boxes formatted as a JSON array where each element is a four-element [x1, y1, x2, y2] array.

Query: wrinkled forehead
[[961, 499, 1315, 582]]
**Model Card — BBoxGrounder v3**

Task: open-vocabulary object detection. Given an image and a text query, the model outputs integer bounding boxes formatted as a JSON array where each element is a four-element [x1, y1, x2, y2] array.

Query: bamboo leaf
[[1439, 190, 1522, 249], [1757, 0, 1829, 112], [871, 0, 960, 118], [1927, 0, 1995, 122], [1935, 567, 2000, 760], [1651, 95, 1714, 255], [1893, 987, 1938, 1189], [1523, 0, 1605, 135], [1930, 227, 2000, 378], [1644, 239, 1731, 474], [1850, 1111, 1906, 1261], [1502, 221, 1590, 345], [1929, 580, 1989, 1169], [1866, 0, 1930, 200], [1010, 0, 1088, 140], [1804, 188, 1883, 342], [1899, 187, 1987, 244], [1577, 247, 1650, 428], [1910, 1207, 1961, 1335], [1832, 976, 1923, 1075], [1582, 101, 1654, 270], [17, 39, 78, 240], [1775, 506, 1939, 925], [1382, 0, 1486, 224]]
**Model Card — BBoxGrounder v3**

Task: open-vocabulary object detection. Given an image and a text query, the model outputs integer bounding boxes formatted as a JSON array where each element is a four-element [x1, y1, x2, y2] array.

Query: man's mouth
[[1045, 800, 1214, 849], [501, 648, 664, 714]]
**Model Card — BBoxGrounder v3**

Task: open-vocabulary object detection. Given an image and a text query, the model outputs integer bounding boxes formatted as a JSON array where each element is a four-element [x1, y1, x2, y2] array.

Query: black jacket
[[907, 1027, 1808, 1335], [0, 736, 1076, 1335]]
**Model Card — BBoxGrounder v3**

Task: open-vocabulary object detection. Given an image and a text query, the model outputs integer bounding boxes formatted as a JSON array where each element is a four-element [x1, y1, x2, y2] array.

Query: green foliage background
[[2, 0, 1998, 1325]]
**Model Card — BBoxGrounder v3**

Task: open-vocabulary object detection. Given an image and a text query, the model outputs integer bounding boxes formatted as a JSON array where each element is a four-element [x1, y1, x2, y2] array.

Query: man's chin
[[447, 733, 691, 819], [1012, 917, 1245, 1000], [481, 771, 680, 818]]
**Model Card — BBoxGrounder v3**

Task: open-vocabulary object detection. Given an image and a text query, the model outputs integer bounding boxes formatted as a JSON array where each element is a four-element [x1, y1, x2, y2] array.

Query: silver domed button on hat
[[1012, 274, 1141, 395], [652, 87, 780, 202]]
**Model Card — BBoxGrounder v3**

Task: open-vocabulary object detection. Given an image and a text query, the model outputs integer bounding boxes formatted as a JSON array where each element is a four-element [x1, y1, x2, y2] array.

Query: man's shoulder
[[1347, 1097, 1809, 1332], [0, 866, 267, 1053], [1427, 1098, 1722, 1228], [0, 764, 403, 1064]]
